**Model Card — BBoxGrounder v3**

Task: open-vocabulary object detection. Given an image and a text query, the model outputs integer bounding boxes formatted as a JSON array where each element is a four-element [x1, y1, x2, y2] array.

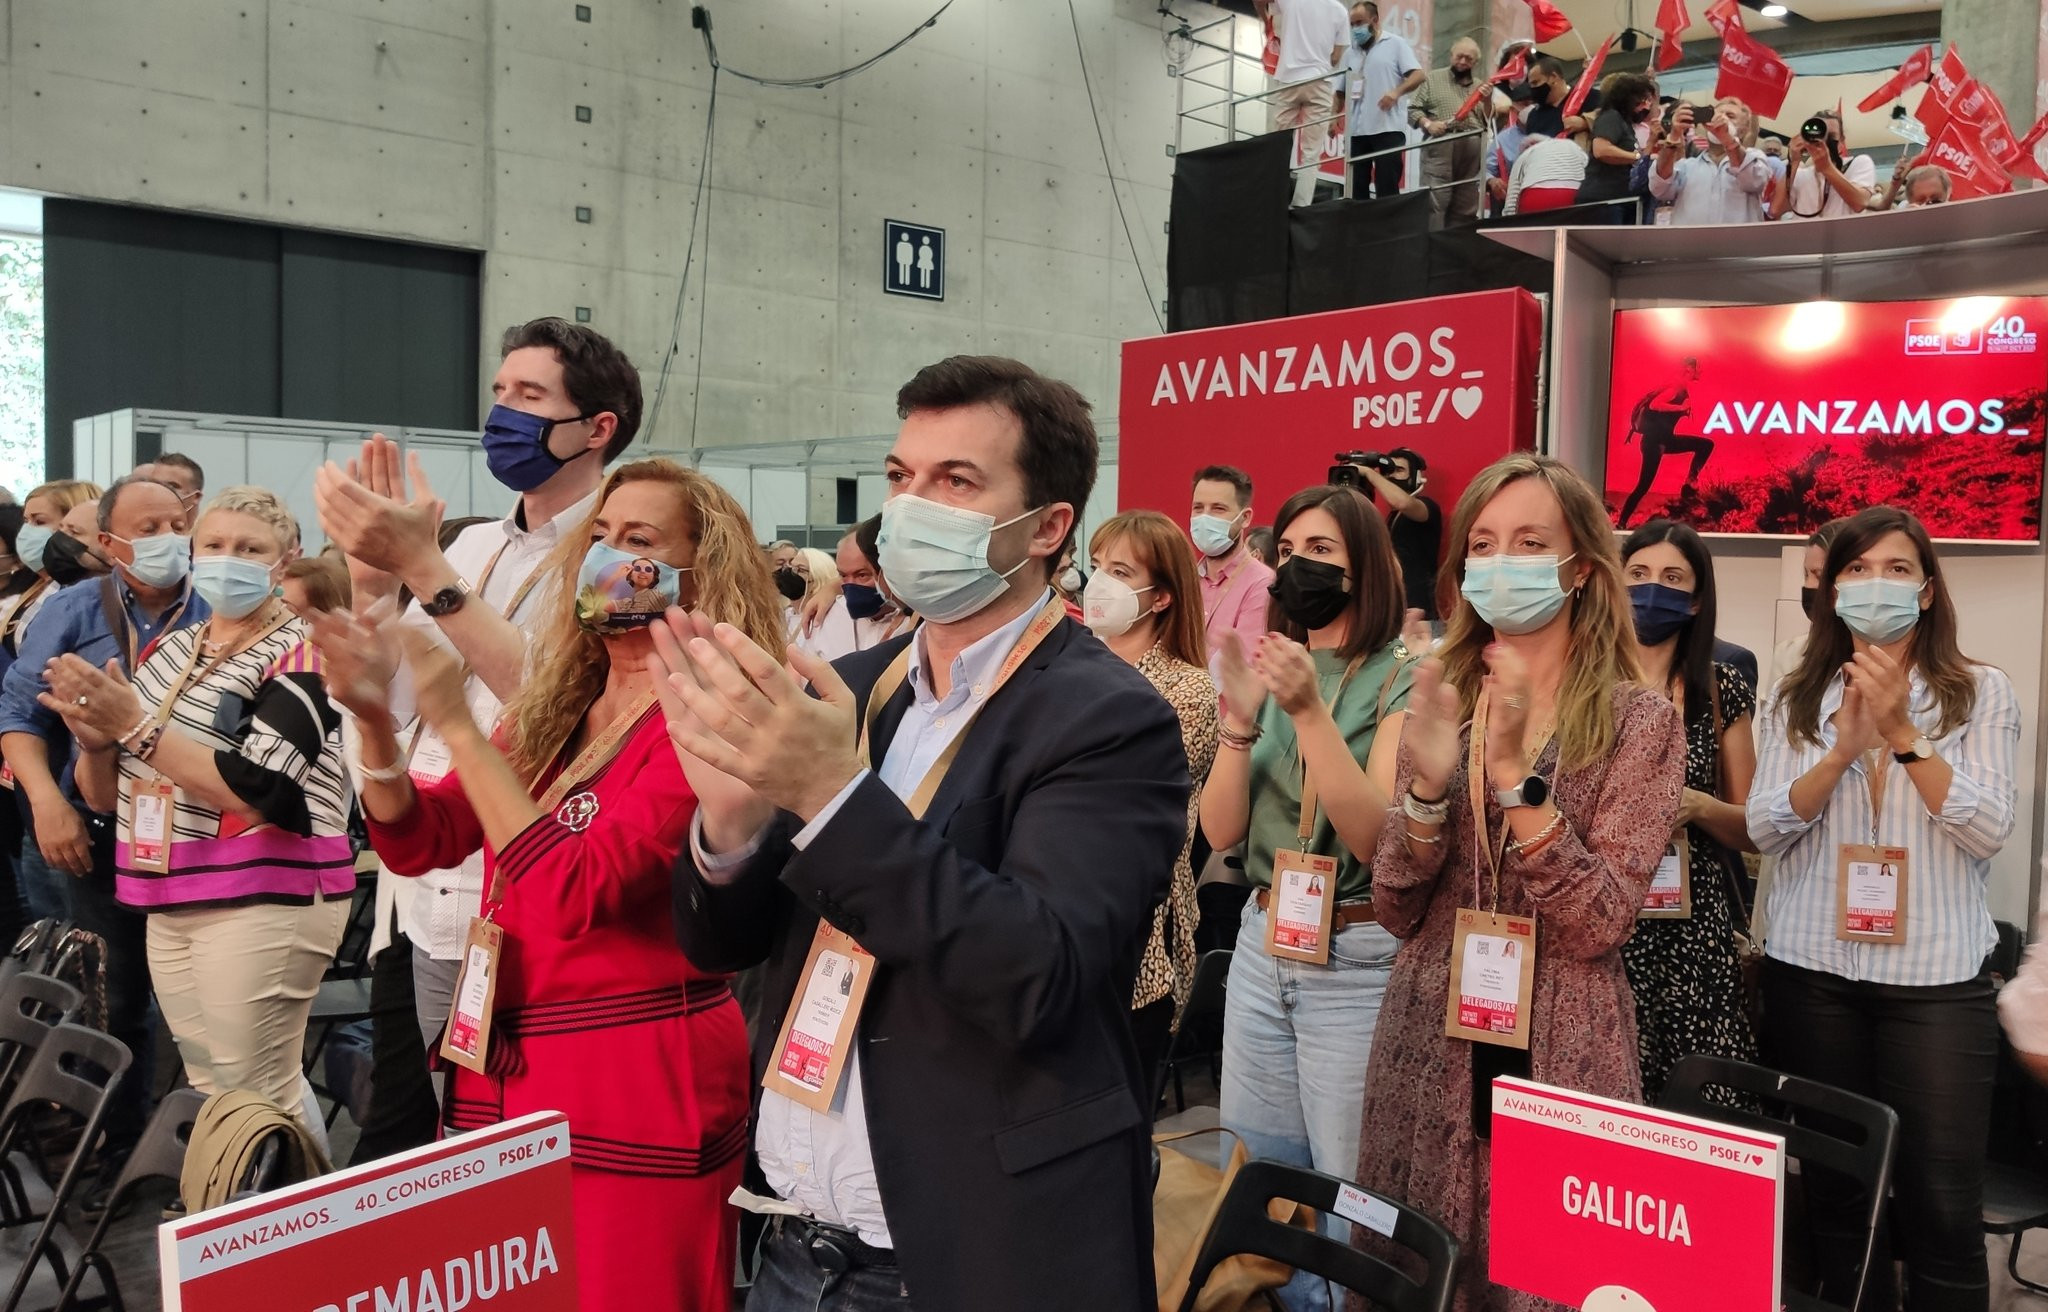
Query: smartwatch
[[1892, 736, 1933, 764], [1496, 774, 1550, 810], [421, 578, 473, 618]]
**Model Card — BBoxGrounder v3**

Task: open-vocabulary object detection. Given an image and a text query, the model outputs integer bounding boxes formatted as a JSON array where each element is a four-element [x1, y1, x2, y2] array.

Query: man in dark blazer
[[658, 356, 1190, 1312]]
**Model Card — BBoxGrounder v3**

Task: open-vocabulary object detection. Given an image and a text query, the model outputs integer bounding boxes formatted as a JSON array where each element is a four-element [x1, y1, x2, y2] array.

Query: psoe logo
[[1904, 320, 1982, 355]]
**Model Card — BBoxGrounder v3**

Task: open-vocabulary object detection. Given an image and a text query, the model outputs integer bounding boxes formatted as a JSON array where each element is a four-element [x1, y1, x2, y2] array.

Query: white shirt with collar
[[1649, 146, 1772, 225], [394, 488, 599, 961], [692, 589, 1055, 1248], [796, 595, 916, 664], [1343, 30, 1420, 138]]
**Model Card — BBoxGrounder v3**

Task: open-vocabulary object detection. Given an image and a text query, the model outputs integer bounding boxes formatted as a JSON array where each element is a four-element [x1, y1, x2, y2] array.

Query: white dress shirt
[[795, 595, 916, 664], [1780, 151, 1877, 221], [1271, 0, 1350, 83], [1749, 664, 2020, 987], [393, 490, 597, 960], [693, 591, 1053, 1248], [1649, 147, 1772, 225]]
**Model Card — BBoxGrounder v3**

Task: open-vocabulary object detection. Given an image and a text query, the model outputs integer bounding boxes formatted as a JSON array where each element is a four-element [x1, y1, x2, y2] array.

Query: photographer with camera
[[1649, 97, 1771, 226], [1335, 449, 1440, 618], [1771, 109, 1878, 221]]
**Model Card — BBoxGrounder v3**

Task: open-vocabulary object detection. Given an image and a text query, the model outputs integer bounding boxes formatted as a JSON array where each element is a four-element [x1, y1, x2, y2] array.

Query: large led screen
[[1605, 297, 2048, 541]]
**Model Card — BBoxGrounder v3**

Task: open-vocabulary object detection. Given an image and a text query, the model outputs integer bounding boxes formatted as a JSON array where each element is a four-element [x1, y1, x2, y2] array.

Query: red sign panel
[[1605, 297, 2048, 540], [1117, 290, 1544, 532], [162, 1112, 578, 1312], [1490, 1077, 1786, 1312]]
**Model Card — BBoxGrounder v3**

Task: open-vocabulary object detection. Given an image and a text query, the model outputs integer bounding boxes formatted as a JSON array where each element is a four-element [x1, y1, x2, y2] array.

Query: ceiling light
[[1759, 4, 1788, 15]]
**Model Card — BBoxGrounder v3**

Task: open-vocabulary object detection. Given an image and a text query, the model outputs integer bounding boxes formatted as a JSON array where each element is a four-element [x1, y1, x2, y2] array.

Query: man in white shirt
[[1342, 0, 1424, 199], [1650, 98, 1772, 226], [1257, 0, 1350, 207], [315, 317, 638, 1048], [1771, 110, 1878, 221], [798, 517, 913, 662]]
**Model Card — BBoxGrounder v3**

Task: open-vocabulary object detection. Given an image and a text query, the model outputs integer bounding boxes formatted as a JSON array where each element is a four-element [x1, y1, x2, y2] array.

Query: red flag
[[1716, 29, 1793, 118], [2016, 109, 2048, 184], [1563, 34, 1615, 120], [1704, 0, 1743, 36], [1261, 14, 1280, 77], [1856, 44, 1932, 113], [1915, 44, 1969, 140], [1523, 0, 1573, 42], [1452, 48, 1528, 121], [1654, 0, 1689, 71], [1920, 118, 2014, 199]]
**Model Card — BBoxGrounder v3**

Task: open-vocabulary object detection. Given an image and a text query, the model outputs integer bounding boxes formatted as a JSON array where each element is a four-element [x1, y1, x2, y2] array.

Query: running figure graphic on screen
[[1617, 357, 1715, 528]]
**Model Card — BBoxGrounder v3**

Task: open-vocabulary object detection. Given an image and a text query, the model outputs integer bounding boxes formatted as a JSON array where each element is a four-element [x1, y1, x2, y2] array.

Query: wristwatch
[[421, 578, 473, 618], [1892, 736, 1934, 764], [1496, 774, 1550, 810]]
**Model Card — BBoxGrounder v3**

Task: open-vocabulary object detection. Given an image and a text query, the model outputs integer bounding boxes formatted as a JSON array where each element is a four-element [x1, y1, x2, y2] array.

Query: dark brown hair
[[1089, 510, 1209, 669], [1267, 485, 1403, 663], [500, 317, 644, 460], [1191, 465, 1253, 507], [1603, 72, 1659, 118], [154, 452, 205, 490], [283, 556, 351, 616], [896, 356, 1098, 565], [1780, 505, 1978, 746]]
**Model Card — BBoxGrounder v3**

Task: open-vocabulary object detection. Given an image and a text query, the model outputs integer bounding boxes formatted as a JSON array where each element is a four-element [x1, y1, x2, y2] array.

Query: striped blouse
[[114, 615, 355, 912], [1748, 663, 2020, 987]]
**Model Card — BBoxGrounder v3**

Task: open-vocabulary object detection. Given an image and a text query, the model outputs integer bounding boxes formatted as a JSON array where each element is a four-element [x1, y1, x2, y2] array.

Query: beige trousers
[[1273, 80, 1336, 205], [147, 895, 351, 1131]]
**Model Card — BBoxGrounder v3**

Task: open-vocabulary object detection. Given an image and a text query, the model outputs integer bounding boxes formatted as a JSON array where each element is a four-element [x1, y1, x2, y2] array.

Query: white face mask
[[875, 494, 1041, 624], [1082, 572, 1157, 638]]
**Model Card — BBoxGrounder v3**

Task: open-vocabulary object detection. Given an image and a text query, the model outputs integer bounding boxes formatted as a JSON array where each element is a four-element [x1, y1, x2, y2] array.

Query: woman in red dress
[[317, 460, 784, 1312]]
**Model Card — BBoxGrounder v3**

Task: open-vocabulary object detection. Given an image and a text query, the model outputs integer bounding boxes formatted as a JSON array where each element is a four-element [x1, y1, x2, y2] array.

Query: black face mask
[[1271, 556, 1352, 630], [44, 534, 106, 586], [1800, 585, 1818, 621], [774, 566, 806, 602]]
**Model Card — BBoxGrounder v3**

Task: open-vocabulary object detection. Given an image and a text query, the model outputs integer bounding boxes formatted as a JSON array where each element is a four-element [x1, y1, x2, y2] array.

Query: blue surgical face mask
[[1190, 512, 1242, 558], [1461, 552, 1577, 636], [1628, 581, 1695, 646], [574, 541, 687, 635], [1352, 23, 1374, 46], [1834, 577, 1925, 645], [843, 582, 886, 621], [876, 494, 1041, 624], [482, 404, 593, 493], [192, 555, 280, 620], [14, 524, 53, 575], [110, 531, 191, 589]]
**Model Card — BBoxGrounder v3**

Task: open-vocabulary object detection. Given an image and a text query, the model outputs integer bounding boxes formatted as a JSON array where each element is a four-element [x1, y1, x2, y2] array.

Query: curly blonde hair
[[500, 459, 786, 780], [198, 485, 301, 552]]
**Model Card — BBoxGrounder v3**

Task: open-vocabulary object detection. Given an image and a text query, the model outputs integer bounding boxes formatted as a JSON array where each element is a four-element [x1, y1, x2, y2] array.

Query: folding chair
[[0, 1024, 133, 1312], [1177, 1159, 1458, 1312], [302, 977, 373, 1127], [0, 974, 84, 1223], [1156, 948, 1232, 1115], [47, 1086, 206, 1312], [1660, 1054, 1898, 1312]]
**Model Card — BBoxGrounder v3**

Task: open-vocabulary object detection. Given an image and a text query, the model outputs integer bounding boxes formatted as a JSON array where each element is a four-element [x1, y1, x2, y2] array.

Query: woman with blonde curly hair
[[317, 459, 781, 1312]]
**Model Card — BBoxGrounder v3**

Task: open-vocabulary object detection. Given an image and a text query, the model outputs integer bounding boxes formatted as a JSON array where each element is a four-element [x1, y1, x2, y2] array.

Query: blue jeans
[[748, 1219, 914, 1311], [1220, 899, 1399, 1312], [17, 841, 70, 923]]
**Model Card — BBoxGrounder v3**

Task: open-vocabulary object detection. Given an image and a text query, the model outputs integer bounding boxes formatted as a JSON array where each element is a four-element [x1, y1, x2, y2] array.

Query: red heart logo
[[544, 1137, 558, 1151], [1749, 1153, 1764, 1164]]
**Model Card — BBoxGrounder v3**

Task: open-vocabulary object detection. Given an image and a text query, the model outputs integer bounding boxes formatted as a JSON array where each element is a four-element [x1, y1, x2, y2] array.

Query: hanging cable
[[1068, 0, 1167, 334], [643, 65, 718, 443], [696, 2, 955, 90]]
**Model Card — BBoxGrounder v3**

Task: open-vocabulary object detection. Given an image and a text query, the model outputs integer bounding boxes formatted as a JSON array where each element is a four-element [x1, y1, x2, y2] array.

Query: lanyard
[[1466, 689, 1555, 912], [471, 540, 548, 623], [484, 691, 657, 906], [858, 596, 1065, 820], [1294, 656, 1368, 850], [148, 606, 295, 727], [1862, 749, 1891, 847], [101, 575, 193, 672]]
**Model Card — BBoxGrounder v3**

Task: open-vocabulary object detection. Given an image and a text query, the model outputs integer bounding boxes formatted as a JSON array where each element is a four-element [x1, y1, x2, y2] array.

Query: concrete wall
[[0, 0, 1241, 453]]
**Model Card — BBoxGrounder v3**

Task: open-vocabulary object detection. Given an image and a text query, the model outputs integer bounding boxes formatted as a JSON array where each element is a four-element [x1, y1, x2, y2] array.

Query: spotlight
[[1759, 3, 1788, 15]]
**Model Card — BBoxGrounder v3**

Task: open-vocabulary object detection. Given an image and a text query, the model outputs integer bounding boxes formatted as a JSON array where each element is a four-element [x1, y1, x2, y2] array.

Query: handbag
[[1153, 1127, 1309, 1312]]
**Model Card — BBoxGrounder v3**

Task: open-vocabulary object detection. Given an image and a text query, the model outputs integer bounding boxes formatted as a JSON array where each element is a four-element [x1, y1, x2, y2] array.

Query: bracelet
[[1402, 824, 1443, 846], [359, 754, 411, 784], [1506, 809, 1566, 856], [132, 724, 166, 762], [1403, 789, 1451, 825], [1218, 722, 1262, 750], [116, 714, 154, 748]]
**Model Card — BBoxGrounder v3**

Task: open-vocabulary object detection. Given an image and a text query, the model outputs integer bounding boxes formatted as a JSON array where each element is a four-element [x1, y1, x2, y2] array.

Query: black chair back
[[0, 1025, 133, 1312], [1660, 1054, 1898, 1312], [1155, 948, 1233, 1111], [1178, 1159, 1458, 1312], [0, 971, 84, 1092]]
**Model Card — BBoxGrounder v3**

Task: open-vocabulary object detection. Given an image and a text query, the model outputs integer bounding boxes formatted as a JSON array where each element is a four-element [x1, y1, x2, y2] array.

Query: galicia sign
[[161, 1112, 578, 1312], [1489, 1077, 1785, 1312]]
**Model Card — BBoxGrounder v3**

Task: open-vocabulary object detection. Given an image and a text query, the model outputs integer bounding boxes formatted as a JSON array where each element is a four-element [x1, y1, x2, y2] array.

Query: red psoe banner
[[1489, 1077, 1786, 1312], [1604, 297, 2048, 540], [1715, 29, 1794, 118], [1117, 290, 1544, 531], [162, 1112, 578, 1312]]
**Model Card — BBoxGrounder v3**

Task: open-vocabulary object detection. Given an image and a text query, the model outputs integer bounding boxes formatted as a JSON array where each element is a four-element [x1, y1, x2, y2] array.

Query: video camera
[[1328, 450, 1395, 485]]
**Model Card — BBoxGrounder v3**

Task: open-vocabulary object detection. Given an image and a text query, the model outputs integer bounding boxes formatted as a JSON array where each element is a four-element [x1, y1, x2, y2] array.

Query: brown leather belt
[[1254, 886, 1379, 927]]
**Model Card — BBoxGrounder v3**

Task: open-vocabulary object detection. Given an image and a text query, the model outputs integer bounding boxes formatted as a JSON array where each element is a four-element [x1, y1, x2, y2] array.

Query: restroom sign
[[884, 220, 945, 301]]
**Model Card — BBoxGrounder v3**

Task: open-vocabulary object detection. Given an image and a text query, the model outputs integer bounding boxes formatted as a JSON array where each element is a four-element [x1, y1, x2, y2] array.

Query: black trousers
[[1617, 430, 1715, 527], [1350, 132, 1406, 199], [1761, 957, 1997, 1312], [349, 930, 442, 1164], [1131, 996, 1174, 1108], [69, 813, 154, 1153]]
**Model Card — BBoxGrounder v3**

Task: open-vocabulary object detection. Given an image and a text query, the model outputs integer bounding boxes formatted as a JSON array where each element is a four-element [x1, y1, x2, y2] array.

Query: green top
[[1246, 642, 1415, 903]]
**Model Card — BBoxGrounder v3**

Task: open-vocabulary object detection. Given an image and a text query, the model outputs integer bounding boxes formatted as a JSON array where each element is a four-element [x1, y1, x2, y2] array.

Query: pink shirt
[[1199, 548, 1276, 660]]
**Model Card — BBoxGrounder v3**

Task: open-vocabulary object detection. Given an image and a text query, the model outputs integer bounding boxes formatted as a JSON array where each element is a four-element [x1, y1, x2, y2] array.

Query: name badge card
[[409, 731, 455, 785], [130, 779, 176, 873], [441, 919, 504, 1074], [1447, 908, 1536, 1049], [764, 923, 876, 1112], [1837, 844, 1909, 943], [1266, 849, 1340, 964], [1640, 840, 1691, 919]]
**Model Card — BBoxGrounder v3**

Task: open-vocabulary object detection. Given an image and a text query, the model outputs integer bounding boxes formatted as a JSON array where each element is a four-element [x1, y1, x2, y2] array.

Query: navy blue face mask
[[482, 404, 595, 492], [843, 582, 886, 620], [1629, 581, 1696, 645]]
